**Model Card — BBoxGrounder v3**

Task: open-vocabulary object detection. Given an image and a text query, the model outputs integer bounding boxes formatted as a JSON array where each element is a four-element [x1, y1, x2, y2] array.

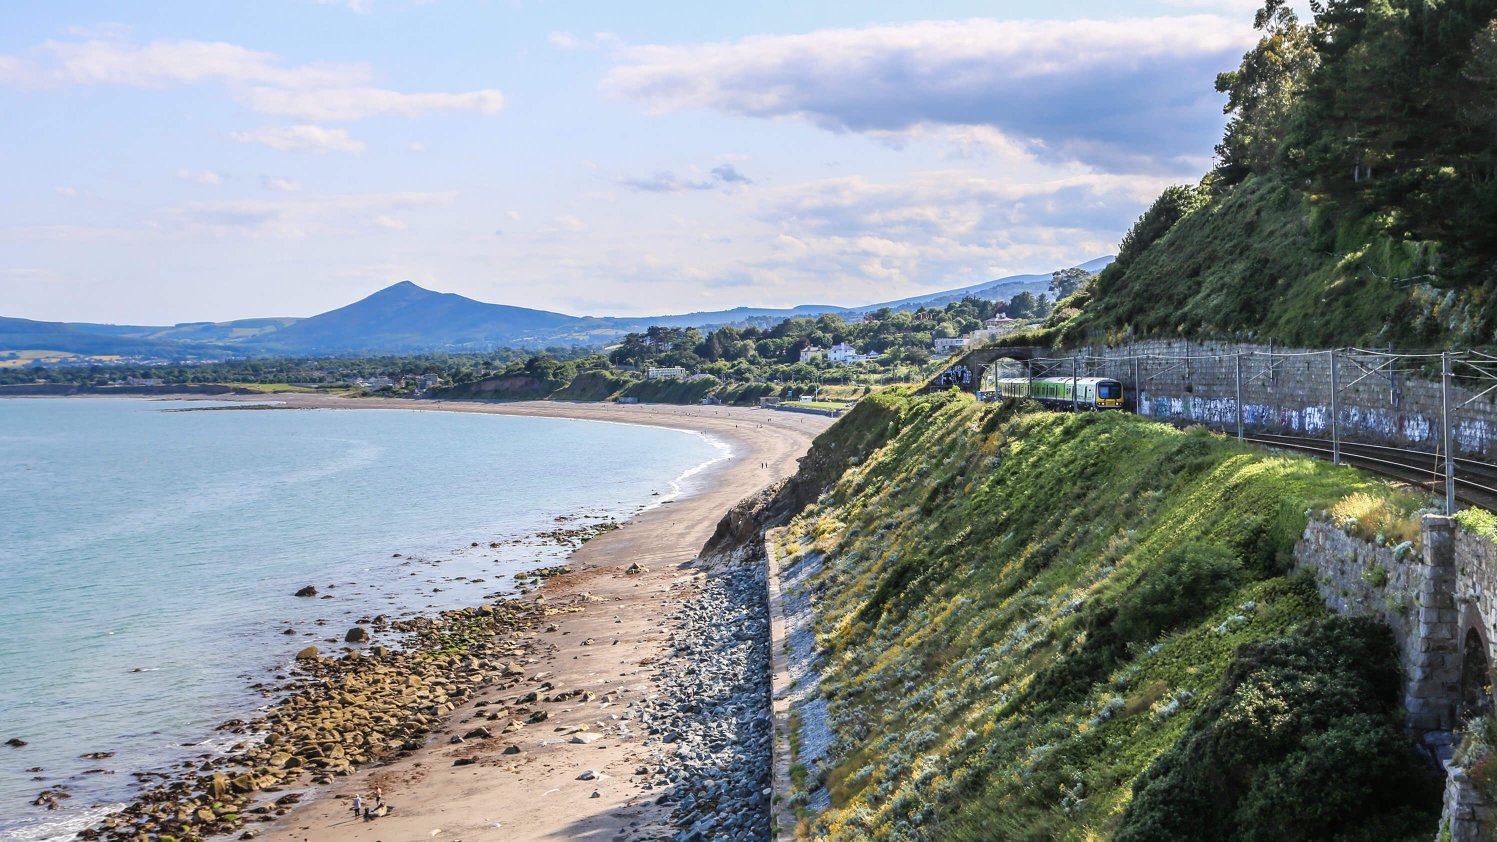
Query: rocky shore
[[116, 397, 833, 842], [633, 561, 773, 842], [81, 599, 547, 841]]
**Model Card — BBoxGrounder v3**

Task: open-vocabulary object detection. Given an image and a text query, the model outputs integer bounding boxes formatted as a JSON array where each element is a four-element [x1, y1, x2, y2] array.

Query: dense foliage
[[775, 394, 1438, 839], [606, 296, 1002, 376], [1117, 618, 1437, 842], [1032, 0, 1497, 348]]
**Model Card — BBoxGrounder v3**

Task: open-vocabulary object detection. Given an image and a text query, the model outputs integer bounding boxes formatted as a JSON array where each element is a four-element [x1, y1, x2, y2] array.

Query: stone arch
[[1459, 610, 1494, 722]]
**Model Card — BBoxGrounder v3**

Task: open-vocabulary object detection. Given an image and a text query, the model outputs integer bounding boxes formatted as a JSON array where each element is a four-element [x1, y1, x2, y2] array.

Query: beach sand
[[224, 397, 834, 842]]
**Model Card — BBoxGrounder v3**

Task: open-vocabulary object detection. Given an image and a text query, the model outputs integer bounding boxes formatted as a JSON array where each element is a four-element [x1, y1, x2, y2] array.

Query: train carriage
[[991, 376, 1126, 411]]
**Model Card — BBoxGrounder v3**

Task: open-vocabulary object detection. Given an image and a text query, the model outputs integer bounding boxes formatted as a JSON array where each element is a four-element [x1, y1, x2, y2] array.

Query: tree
[[1006, 291, 1052, 320], [1212, 0, 1318, 186], [1049, 268, 1095, 299]]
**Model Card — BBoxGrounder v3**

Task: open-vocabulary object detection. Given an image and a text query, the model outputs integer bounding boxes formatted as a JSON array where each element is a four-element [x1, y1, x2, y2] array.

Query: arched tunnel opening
[[1460, 626, 1494, 722]]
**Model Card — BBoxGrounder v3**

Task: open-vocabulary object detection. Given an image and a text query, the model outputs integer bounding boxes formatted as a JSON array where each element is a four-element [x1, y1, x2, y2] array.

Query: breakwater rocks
[[81, 600, 544, 841], [636, 563, 773, 842]]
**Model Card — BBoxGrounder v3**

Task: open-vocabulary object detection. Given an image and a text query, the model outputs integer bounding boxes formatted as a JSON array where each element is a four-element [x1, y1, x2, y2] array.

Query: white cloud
[[408, 141, 427, 153], [54, 186, 79, 198], [263, 177, 302, 192], [21, 37, 369, 89], [548, 31, 579, 49], [605, 17, 1254, 172], [0, 35, 507, 124], [167, 190, 454, 238], [230, 124, 366, 154], [176, 169, 222, 185], [245, 86, 505, 121]]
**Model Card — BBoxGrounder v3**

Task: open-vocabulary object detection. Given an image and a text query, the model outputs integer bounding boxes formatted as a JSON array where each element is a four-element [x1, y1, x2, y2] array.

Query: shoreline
[[58, 396, 833, 842]]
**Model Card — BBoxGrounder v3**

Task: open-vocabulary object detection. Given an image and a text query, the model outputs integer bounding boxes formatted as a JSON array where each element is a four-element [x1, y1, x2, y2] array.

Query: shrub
[[1116, 617, 1441, 842], [1456, 508, 1497, 544], [1330, 492, 1422, 547]]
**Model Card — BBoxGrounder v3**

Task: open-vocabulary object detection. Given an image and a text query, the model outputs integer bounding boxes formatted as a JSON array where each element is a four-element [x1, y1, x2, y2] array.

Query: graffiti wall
[[1095, 340, 1496, 458]]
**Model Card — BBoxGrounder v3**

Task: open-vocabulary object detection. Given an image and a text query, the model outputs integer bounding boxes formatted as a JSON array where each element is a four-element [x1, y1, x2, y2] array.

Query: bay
[[0, 398, 726, 839]]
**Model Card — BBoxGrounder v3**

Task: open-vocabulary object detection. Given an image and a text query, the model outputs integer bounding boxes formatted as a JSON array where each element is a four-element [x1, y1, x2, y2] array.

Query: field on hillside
[[780, 393, 1442, 840]]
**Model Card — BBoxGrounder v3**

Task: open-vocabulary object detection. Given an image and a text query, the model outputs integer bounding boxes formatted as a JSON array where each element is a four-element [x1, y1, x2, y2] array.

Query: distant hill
[[0, 316, 190, 357], [249, 281, 579, 353], [2, 257, 1114, 357]]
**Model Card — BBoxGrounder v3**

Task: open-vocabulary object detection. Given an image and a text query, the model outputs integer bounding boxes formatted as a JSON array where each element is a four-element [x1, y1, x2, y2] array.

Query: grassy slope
[[781, 393, 1439, 840], [1049, 176, 1463, 348]]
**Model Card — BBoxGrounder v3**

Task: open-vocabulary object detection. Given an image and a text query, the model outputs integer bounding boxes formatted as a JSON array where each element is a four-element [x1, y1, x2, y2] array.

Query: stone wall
[[1062, 339, 1497, 458], [1293, 516, 1454, 731], [1294, 518, 1421, 679], [1295, 515, 1497, 840]]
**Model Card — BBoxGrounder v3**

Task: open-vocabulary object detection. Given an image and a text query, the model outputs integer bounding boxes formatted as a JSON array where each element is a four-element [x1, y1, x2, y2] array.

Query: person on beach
[[351, 794, 361, 818]]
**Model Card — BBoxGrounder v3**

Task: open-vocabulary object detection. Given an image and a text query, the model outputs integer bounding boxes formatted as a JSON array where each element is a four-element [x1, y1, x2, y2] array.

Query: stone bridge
[[1297, 516, 1497, 839]]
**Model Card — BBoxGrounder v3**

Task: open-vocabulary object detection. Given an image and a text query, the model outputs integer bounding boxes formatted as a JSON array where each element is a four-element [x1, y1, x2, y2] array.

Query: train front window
[[1099, 383, 1120, 400]]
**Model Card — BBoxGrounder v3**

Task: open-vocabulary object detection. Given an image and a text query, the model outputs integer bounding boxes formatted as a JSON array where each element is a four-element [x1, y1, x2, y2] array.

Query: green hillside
[[1030, 0, 1497, 349], [776, 392, 1441, 839]]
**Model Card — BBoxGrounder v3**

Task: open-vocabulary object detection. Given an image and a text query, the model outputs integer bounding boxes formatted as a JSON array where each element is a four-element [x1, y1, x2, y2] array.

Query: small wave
[[0, 802, 126, 842], [651, 432, 734, 505]]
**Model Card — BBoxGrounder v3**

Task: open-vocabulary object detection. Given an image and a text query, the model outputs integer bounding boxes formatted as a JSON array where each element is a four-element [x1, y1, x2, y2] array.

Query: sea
[[0, 398, 729, 840]]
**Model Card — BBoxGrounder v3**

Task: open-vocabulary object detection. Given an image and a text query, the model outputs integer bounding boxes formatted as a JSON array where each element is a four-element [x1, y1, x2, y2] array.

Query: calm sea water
[[0, 399, 727, 840]]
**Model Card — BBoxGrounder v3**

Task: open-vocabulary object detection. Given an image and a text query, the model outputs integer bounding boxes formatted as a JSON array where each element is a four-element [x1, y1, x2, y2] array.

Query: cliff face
[[769, 394, 1442, 840], [701, 390, 915, 563]]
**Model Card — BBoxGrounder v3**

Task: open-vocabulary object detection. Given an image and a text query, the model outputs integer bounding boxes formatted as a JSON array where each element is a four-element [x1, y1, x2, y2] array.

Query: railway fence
[[970, 339, 1497, 513]]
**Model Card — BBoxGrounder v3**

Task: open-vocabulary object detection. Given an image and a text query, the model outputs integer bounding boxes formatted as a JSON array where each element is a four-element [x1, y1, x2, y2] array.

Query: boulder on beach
[[344, 627, 369, 643], [625, 562, 647, 575], [294, 585, 317, 597], [294, 646, 319, 661], [6, 738, 26, 748]]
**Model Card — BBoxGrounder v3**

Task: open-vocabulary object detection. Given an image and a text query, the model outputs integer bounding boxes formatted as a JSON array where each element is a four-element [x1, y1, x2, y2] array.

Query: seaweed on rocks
[[80, 599, 545, 841]]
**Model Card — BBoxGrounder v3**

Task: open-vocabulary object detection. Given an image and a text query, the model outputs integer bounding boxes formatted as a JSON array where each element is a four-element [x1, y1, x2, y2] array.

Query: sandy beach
[[202, 396, 834, 842]]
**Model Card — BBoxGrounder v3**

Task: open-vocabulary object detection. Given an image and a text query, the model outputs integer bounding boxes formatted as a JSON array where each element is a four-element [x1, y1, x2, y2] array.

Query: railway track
[[1239, 432, 1497, 512]]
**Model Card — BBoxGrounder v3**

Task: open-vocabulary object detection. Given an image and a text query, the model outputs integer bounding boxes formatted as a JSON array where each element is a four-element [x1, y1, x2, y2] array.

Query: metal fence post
[[1329, 349, 1341, 465], [1442, 351, 1455, 514], [1235, 352, 1244, 442], [1125, 353, 1137, 413], [1071, 355, 1079, 412]]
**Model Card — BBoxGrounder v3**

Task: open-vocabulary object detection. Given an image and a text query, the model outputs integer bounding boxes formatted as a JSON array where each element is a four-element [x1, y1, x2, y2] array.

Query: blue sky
[[1, 0, 1265, 324]]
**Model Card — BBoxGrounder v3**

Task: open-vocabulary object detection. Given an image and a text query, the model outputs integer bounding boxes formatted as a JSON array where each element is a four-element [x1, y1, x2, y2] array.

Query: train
[[989, 376, 1127, 410]]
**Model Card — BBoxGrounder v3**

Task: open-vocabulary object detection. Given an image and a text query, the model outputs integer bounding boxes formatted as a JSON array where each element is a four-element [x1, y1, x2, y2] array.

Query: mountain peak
[[380, 280, 427, 293]]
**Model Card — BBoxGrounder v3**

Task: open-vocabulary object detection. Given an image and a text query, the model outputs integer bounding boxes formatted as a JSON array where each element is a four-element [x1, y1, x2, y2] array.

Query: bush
[[1116, 617, 1440, 842], [1456, 508, 1497, 544], [1114, 542, 1242, 643]]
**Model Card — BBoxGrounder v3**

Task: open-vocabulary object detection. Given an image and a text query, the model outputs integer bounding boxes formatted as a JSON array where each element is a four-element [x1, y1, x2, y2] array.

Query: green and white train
[[989, 376, 1126, 410]]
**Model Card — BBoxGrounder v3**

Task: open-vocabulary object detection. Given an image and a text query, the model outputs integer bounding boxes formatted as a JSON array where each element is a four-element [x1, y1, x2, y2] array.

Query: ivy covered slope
[[780, 392, 1442, 840], [1031, 1, 1497, 349]]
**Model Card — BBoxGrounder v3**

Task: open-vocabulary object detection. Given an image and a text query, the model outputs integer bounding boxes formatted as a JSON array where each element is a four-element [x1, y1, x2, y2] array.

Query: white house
[[827, 342, 861, 363], [799, 346, 825, 364], [647, 366, 687, 380], [933, 337, 969, 353]]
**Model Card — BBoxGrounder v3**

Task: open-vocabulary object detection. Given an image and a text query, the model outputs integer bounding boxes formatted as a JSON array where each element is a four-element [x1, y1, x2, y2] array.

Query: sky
[[0, 0, 1267, 325]]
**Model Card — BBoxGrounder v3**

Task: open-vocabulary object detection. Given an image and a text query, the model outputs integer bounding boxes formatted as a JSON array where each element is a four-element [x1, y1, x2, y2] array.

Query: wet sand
[[228, 397, 832, 842]]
